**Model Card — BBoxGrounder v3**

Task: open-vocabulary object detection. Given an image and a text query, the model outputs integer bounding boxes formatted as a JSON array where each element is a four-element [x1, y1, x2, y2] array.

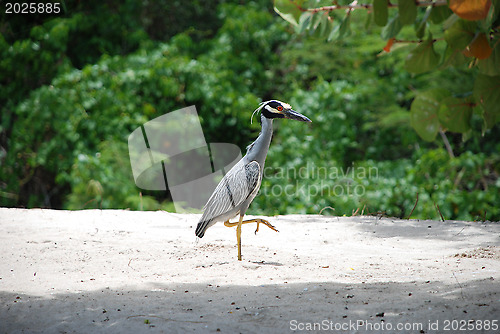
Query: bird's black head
[[257, 100, 312, 123]]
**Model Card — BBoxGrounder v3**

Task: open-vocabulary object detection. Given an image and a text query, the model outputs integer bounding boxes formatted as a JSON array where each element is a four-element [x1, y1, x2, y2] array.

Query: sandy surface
[[0, 208, 499, 333]]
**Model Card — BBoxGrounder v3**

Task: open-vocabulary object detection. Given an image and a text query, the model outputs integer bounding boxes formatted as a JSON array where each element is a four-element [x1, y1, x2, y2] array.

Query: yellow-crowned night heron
[[195, 100, 311, 260]]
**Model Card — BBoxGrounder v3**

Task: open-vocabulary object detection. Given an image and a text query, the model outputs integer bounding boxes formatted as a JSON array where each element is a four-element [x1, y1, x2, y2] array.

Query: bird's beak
[[285, 109, 312, 122]]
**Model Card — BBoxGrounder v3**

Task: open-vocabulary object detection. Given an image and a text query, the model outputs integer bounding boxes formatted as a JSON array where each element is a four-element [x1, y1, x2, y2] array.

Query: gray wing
[[195, 160, 261, 238]]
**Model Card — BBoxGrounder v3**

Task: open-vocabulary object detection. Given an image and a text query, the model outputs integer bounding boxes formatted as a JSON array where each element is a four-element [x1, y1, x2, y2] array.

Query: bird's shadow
[[251, 260, 283, 266]]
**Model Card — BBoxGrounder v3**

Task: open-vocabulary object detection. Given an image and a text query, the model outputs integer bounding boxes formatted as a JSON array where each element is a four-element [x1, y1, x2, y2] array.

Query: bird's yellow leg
[[236, 215, 243, 261], [224, 218, 278, 234], [223, 217, 278, 261]]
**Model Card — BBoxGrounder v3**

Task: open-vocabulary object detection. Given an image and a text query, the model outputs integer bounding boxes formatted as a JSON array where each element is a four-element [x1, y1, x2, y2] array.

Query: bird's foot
[[244, 218, 279, 235], [224, 218, 279, 234]]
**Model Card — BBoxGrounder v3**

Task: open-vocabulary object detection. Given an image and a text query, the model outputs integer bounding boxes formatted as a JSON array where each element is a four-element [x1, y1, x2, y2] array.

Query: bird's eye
[[276, 106, 283, 111]]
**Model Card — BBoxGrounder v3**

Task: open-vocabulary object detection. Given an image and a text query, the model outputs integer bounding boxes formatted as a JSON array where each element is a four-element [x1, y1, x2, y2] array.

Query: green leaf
[[374, 0, 389, 26], [444, 19, 476, 51], [310, 12, 329, 38], [364, 9, 373, 29], [325, 17, 336, 39], [274, 0, 304, 27], [484, 0, 499, 28], [328, 14, 351, 41], [442, 13, 459, 30], [310, 12, 323, 31], [382, 14, 402, 40], [410, 89, 450, 141], [338, 14, 351, 40], [493, 0, 500, 22], [441, 44, 467, 68], [318, 13, 329, 37], [404, 35, 440, 74], [415, 7, 432, 39], [478, 38, 500, 76], [298, 11, 313, 33], [429, 5, 453, 24], [438, 96, 473, 133], [327, 21, 339, 41], [461, 129, 472, 142], [473, 74, 500, 129], [398, 0, 417, 26]]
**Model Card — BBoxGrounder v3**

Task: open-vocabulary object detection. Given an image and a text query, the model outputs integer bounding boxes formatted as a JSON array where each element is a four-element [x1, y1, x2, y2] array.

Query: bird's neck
[[246, 115, 273, 164], [258, 115, 274, 151]]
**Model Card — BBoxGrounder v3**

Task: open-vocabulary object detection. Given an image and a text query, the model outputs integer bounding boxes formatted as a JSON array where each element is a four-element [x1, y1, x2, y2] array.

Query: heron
[[195, 100, 311, 260]]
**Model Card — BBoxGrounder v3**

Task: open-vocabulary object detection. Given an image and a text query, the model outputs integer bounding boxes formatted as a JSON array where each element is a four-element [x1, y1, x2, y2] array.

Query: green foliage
[[474, 74, 500, 129], [363, 148, 500, 221], [438, 96, 474, 133], [1, 0, 499, 222], [373, 0, 389, 26], [255, 138, 500, 221], [398, 0, 417, 26], [66, 140, 171, 210], [0, 2, 288, 208], [410, 89, 448, 142], [404, 149, 500, 220], [0, 0, 236, 185], [0, 2, 152, 138], [273, 0, 500, 139], [404, 34, 440, 73], [274, 0, 306, 26]]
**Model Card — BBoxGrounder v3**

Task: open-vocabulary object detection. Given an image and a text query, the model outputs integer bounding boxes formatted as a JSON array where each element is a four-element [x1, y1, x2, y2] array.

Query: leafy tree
[[251, 79, 500, 221], [273, 0, 500, 141], [1, 0, 498, 221], [0, 2, 288, 208], [0, 0, 253, 207]]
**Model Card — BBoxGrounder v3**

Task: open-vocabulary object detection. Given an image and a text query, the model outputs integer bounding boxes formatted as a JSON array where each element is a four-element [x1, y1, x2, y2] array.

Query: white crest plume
[[250, 101, 266, 124]]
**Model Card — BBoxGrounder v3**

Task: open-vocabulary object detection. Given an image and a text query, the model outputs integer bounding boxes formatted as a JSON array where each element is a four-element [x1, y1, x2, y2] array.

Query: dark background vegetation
[[1, 0, 499, 221]]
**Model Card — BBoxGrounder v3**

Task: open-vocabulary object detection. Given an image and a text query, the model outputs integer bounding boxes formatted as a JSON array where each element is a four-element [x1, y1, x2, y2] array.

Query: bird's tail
[[195, 219, 210, 238]]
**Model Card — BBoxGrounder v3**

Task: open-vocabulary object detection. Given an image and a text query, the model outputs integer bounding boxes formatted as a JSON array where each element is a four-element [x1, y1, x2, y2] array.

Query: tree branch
[[439, 130, 455, 159], [304, 0, 448, 13]]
